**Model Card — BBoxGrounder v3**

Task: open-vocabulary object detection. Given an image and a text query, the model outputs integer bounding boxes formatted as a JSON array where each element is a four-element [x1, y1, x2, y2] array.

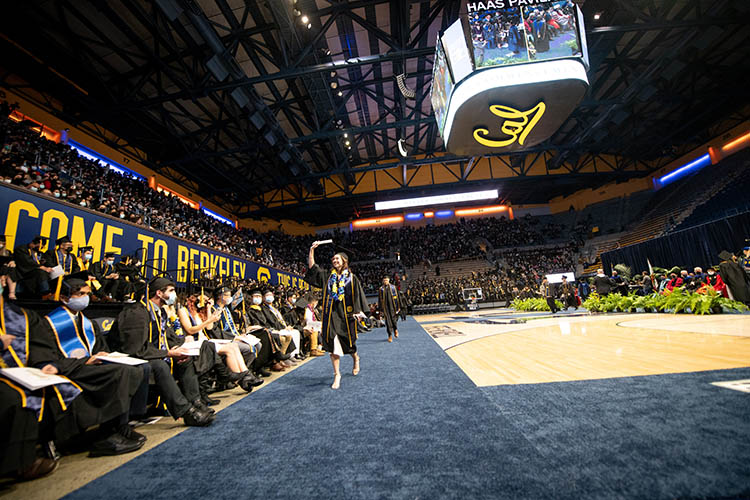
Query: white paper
[[97, 352, 148, 366], [237, 334, 261, 347], [315, 239, 333, 245], [179, 340, 204, 356], [208, 339, 232, 345], [0, 367, 70, 391], [48, 265, 64, 280]]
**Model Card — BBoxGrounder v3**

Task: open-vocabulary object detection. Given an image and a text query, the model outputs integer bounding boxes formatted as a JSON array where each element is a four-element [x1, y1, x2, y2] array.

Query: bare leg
[[330, 354, 341, 389], [6, 277, 17, 300], [218, 344, 248, 373], [351, 352, 360, 375]]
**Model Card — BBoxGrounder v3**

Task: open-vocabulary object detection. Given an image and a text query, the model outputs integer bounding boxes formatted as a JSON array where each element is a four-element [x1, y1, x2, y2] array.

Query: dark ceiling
[[1, 0, 749, 224]]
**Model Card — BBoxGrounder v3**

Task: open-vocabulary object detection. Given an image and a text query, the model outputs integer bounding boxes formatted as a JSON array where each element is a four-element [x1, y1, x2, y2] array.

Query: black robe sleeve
[[351, 273, 368, 315], [12, 246, 42, 276], [304, 263, 328, 289], [109, 304, 169, 359]]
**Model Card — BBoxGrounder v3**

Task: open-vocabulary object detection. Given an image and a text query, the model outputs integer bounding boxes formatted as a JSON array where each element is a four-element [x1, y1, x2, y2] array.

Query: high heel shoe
[[331, 373, 341, 390]]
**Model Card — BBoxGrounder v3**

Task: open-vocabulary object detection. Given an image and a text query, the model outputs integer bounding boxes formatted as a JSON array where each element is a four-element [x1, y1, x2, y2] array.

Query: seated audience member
[[35, 276, 149, 456], [302, 295, 325, 356], [640, 271, 654, 295], [178, 291, 262, 391], [108, 277, 215, 426], [260, 288, 300, 366], [703, 267, 728, 297], [91, 252, 121, 300], [665, 272, 683, 292], [245, 287, 289, 373], [11, 235, 52, 298]]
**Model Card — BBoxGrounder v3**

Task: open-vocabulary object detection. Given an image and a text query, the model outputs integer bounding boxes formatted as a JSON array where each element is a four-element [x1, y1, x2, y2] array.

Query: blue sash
[[45, 307, 96, 359], [1, 298, 82, 419], [220, 306, 240, 337]]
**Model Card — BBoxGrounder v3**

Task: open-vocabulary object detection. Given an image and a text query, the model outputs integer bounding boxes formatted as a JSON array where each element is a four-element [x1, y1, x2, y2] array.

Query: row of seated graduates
[[3, 234, 147, 302], [0, 270, 315, 482]]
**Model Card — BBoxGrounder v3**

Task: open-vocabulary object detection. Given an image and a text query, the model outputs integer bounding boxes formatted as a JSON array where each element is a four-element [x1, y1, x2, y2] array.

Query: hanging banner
[[0, 184, 308, 289]]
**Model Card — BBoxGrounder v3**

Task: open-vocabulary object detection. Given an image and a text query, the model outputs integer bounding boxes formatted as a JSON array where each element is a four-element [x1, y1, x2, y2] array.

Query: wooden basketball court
[[417, 310, 750, 387]]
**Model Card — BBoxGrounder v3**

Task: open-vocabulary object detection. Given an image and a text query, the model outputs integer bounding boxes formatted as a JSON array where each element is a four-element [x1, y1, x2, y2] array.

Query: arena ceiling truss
[[1, 0, 749, 224]]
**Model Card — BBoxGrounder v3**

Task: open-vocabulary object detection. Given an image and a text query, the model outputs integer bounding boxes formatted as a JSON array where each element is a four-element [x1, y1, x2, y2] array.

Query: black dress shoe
[[193, 399, 216, 414], [202, 395, 220, 406], [244, 373, 264, 387], [183, 406, 214, 427], [257, 368, 272, 377], [238, 378, 255, 393], [276, 353, 291, 361], [227, 370, 249, 383], [119, 425, 147, 446], [89, 432, 144, 457]]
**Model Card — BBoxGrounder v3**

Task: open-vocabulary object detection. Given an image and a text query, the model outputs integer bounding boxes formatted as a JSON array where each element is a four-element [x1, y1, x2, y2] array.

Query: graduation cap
[[55, 235, 72, 246], [59, 271, 95, 297], [718, 250, 735, 262], [294, 295, 312, 309], [213, 284, 233, 298], [104, 252, 118, 258], [247, 285, 263, 296], [148, 276, 175, 291], [78, 246, 94, 253], [32, 235, 48, 244], [263, 286, 275, 295]]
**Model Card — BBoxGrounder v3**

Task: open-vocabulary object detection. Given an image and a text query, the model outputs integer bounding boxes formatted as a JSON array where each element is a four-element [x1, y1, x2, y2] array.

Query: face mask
[[3, 179, 11, 183], [107, 259, 114, 265], [20, 166, 28, 172], [163, 290, 176, 306], [252, 297, 262, 305], [120, 213, 125, 219], [65, 295, 90, 312], [79, 201, 87, 207], [83, 254, 92, 261], [30, 186, 38, 192], [264, 295, 274, 304], [54, 192, 60, 198]]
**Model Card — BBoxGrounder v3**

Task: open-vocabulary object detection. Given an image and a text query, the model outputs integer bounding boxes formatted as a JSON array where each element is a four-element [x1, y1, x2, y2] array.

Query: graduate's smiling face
[[331, 254, 344, 272]]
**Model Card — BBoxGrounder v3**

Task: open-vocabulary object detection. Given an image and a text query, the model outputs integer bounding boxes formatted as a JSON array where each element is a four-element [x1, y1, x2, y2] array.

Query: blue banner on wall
[[0, 185, 307, 289]]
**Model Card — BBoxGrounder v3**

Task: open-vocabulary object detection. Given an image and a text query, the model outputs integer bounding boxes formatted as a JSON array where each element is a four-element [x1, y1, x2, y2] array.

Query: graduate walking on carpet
[[305, 241, 368, 389], [378, 276, 400, 342]]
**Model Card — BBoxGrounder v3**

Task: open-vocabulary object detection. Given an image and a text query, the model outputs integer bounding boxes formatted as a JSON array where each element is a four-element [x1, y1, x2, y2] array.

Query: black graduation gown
[[241, 305, 278, 366], [11, 244, 49, 295], [719, 261, 750, 303], [378, 285, 400, 335], [593, 275, 614, 295], [30, 313, 144, 434], [0, 381, 40, 475], [304, 264, 368, 355]]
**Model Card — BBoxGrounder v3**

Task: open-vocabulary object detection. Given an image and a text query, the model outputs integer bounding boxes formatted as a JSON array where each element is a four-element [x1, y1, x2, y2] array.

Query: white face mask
[[106, 259, 115, 265], [252, 297, 262, 305], [264, 295, 274, 304]]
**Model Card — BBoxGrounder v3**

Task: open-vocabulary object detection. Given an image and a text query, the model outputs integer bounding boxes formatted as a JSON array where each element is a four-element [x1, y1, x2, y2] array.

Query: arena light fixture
[[337, 90, 343, 96], [657, 153, 711, 186], [455, 205, 507, 216], [374, 189, 498, 211], [435, 210, 453, 218], [352, 215, 404, 228], [397, 138, 408, 157], [722, 131, 750, 151], [405, 213, 423, 220], [424, 212, 434, 218], [201, 206, 234, 226], [301, 15, 308, 23]]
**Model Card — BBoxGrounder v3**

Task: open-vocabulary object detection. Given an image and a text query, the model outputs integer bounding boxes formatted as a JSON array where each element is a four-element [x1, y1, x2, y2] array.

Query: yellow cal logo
[[473, 102, 546, 148], [257, 267, 271, 283], [101, 319, 114, 331]]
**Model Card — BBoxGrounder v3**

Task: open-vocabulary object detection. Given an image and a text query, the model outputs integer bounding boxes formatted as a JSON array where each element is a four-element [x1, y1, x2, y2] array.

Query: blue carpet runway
[[65, 318, 750, 500]]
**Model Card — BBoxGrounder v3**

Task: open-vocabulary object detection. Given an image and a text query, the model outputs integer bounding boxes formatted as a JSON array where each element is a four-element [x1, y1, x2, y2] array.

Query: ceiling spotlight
[[307, 23, 312, 29], [593, 12, 602, 20], [337, 90, 343, 96], [397, 138, 408, 157], [336, 119, 343, 125], [330, 81, 338, 89], [345, 140, 350, 146], [322, 48, 331, 56], [343, 133, 348, 138], [294, 9, 300, 16], [301, 15, 309, 23]]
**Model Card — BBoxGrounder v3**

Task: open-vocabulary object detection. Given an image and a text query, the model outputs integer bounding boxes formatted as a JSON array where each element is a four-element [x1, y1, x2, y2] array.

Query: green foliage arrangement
[[510, 297, 565, 312], [581, 287, 748, 315]]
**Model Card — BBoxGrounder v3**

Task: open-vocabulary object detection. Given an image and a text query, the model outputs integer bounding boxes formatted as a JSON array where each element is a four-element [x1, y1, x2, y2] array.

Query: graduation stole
[[265, 303, 287, 328], [29, 247, 40, 264], [327, 268, 351, 302], [101, 261, 116, 277], [0, 297, 82, 419], [142, 299, 169, 351], [45, 307, 96, 359], [321, 270, 356, 347], [76, 257, 101, 290], [55, 249, 74, 273], [220, 306, 240, 337]]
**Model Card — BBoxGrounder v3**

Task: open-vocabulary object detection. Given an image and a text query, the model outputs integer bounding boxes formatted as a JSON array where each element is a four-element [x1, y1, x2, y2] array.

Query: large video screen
[[468, 1, 581, 69], [430, 38, 454, 137]]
